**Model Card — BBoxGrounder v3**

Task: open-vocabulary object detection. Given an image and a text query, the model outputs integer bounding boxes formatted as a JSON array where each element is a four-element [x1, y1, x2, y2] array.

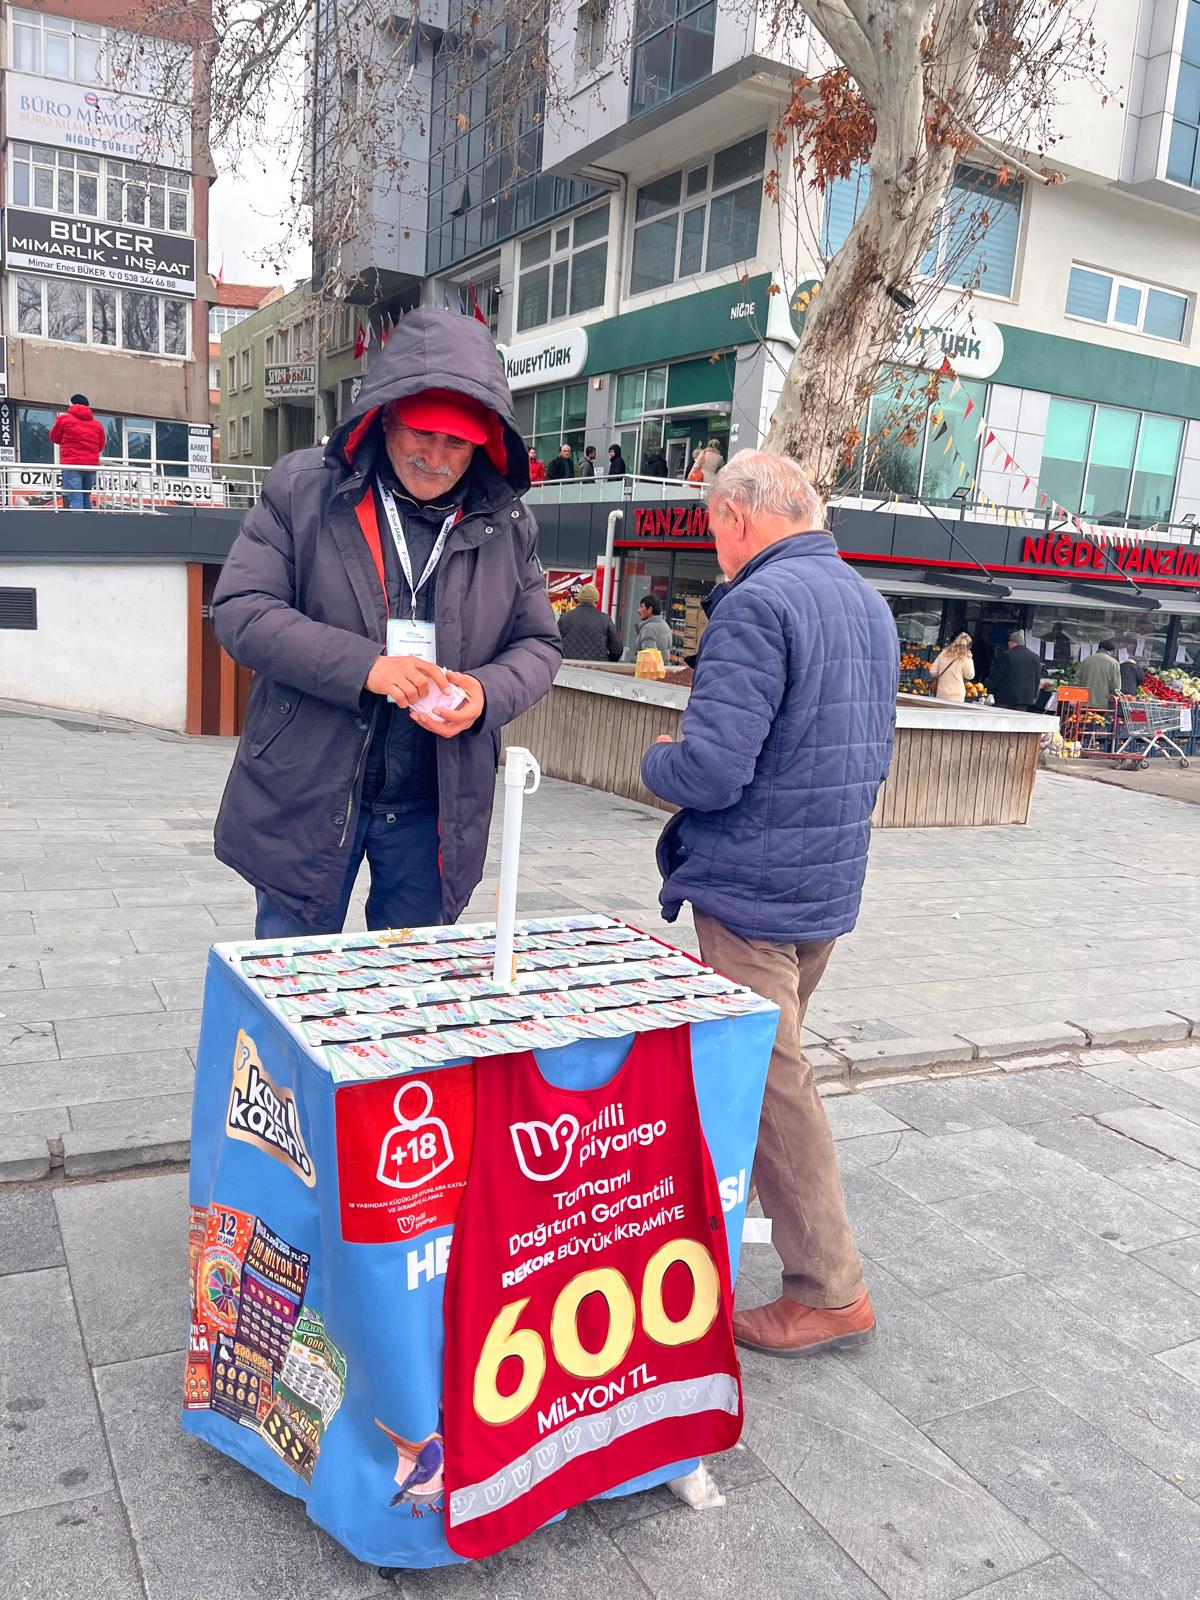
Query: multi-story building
[[219, 281, 335, 469], [0, 2, 214, 483], [310, 0, 1200, 671], [208, 281, 281, 458]]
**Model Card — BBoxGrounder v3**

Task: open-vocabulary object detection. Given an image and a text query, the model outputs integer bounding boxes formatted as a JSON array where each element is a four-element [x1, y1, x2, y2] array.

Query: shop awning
[[855, 568, 1200, 616]]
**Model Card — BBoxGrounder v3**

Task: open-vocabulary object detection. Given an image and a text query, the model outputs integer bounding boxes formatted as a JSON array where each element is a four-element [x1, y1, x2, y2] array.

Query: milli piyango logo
[[226, 1029, 315, 1186]]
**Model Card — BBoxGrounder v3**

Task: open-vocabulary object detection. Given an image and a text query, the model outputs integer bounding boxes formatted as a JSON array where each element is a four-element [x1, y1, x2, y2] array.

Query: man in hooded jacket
[[211, 309, 561, 937]]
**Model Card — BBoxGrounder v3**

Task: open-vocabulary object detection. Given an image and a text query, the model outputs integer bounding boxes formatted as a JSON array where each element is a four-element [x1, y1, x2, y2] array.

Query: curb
[[5, 1016, 1199, 1186]]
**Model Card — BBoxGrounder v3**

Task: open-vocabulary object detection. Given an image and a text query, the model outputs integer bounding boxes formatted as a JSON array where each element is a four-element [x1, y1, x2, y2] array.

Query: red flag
[[1003, 453, 1013, 471], [985, 430, 997, 448], [1022, 475, 1031, 493], [468, 282, 487, 325], [353, 323, 366, 359], [1039, 492, 1048, 506], [937, 356, 952, 377], [963, 397, 975, 417]]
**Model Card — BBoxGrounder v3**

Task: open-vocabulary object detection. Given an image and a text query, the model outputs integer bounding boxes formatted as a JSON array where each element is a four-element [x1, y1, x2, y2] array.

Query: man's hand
[[654, 734, 675, 745], [411, 670, 485, 740], [364, 654, 448, 708]]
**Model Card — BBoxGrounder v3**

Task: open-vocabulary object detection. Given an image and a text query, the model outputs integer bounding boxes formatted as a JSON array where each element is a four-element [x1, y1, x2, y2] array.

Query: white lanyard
[[377, 481, 458, 621]]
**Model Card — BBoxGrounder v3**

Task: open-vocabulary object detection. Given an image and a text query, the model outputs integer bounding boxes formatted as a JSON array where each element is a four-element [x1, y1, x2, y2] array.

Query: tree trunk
[[766, 0, 988, 496]]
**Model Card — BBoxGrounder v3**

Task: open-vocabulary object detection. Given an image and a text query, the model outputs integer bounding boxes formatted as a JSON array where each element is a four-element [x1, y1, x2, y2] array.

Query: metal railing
[[0, 464, 233, 513], [832, 491, 1200, 547], [525, 474, 707, 507]]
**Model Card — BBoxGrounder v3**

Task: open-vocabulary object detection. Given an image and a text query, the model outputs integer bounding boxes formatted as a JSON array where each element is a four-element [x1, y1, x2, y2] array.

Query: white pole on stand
[[492, 747, 541, 986]]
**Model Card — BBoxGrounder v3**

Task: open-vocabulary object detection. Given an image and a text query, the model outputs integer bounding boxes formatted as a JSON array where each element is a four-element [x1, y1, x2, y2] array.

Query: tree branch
[[798, 0, 880, 96]]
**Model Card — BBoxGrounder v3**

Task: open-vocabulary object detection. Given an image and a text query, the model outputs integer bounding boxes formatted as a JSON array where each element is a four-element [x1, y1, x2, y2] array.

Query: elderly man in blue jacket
[[642, 451, 898, 1356]]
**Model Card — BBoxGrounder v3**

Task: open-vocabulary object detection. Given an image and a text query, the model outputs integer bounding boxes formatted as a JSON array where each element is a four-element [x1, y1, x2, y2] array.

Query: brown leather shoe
[[733, 1292, 876, 1356]]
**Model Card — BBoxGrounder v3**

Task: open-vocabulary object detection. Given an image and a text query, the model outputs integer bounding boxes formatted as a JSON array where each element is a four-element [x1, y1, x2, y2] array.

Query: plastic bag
[[635, 649, 666, 681]]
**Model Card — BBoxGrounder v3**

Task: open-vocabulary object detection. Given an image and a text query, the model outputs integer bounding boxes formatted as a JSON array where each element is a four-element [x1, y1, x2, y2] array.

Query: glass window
[[644, 365, 668, 412], [16, 276, 41, 335], [826, 162, 1020, 294], [18, 406, 56, 464], [1113, 284, 1142, 326], [630, 0, 714, 117], [630, 215, 679, 293], [713, 134, 765, 190], [8, 8, 190, 101], [126, 420, 153, 463], [921, 378, 985, 501], [517, 265, 549, 331], [615, 371, 645, 423], [521, 230, 551, 266], [1064, 263, 1189, 343], [1039, 398, 1092, 515], [1171, 0, 1200, 189], [1129, 415, 1184, 527], [1083, 406, 1139, 522], [1065, 266, 1111, 320], [122, 291, 160, 353], [92, 287, 117, 346], [862, 367, 925, 497], [569, 242, 606, 314], [679, 207, 705, 276], [1144, 288, 1188, 341], [705, 181, 760, 271], [164, 298, 187, 356], [46, 281, 86, 343], [574, 207, 608, 247], [156, 421, 188, 463], [636, 172, 682, 219]]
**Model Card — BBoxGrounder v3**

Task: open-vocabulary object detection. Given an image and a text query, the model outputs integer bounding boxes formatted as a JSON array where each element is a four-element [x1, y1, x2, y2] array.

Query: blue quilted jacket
[[641, 533, 898, 943]]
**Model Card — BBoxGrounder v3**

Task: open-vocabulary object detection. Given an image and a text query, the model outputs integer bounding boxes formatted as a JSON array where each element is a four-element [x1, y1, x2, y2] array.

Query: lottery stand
[[183, 756, 778, 1571]]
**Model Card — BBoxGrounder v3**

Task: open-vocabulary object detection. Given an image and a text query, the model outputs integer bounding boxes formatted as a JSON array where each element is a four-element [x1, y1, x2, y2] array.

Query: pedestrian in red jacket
[[527, 447, 546, 483], [49, 394, 106, 510]]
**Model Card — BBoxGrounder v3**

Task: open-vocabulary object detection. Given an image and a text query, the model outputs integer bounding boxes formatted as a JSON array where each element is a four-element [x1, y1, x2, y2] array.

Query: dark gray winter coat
[[211, 309, 561, 926]]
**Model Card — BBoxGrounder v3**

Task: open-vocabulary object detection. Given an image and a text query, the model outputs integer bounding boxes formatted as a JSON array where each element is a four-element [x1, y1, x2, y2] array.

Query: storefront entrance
[[615, 544, 720, 660]]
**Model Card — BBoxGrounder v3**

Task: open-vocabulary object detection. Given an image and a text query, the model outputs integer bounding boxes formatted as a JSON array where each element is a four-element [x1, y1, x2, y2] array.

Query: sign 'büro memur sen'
[[3, 208, 197, 296]]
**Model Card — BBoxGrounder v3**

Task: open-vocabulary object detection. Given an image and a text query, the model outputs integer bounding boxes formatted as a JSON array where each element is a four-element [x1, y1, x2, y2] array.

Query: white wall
[[0, 562, 189, 730]]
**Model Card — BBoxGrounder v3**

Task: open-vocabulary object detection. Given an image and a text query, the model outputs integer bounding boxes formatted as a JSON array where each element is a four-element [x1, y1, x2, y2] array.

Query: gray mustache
[[404, 455, 454, 477]]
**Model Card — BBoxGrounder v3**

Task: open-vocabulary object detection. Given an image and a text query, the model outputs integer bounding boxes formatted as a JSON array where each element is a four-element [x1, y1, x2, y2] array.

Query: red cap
[[392, 387, 490, 445]]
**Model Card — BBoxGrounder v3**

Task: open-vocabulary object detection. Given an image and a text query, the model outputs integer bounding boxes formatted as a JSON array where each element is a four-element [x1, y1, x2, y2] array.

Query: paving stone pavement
[[7, 706, 1200, 1596]]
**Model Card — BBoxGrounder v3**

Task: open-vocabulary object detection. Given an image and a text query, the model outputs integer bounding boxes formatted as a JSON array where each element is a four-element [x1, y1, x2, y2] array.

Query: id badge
[[386, 618, 437, 661]]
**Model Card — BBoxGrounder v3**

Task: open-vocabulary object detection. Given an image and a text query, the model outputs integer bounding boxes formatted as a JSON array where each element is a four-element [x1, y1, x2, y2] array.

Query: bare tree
[[762, 1, 1105, 493]]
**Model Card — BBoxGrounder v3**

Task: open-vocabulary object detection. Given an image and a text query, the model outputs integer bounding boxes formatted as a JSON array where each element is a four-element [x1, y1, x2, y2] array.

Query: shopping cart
[[1056, 686, 1117, 760], [1112, 695, 1191, 769]]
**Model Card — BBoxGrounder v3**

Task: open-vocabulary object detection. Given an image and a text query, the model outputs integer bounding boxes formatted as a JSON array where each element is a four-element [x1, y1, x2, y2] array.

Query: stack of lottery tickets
[[224, 916, 771, 1082]]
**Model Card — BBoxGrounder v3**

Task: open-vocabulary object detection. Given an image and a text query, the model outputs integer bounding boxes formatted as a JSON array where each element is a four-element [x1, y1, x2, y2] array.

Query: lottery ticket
[[647, 955, 709, 977], [258, 974, 336, 998], [292, 951, 360, 974], [491, 1018, 566, 1049], [235, 1219, 309, 1375], [556, 1010, 628, 1039], [298, 1016, 375, 1046], [694, 989, 765, 1016], [649, 997, 719, 1024], [318, 1039, 408, 1079], [359, 1009, 428, 1038], [210, 1336, 274, 1430], [242, 956, 302, 978], [394, 1032, 466, 1064], [260, 1385, 322, 1482], [341, 946, 422, 969], [273, 992, 349, 1020], [604, 1005, 663, 1032], [332, 987, 403, 1014], [375, 980, 461, 1007], [452, 1024, 517, 1056]]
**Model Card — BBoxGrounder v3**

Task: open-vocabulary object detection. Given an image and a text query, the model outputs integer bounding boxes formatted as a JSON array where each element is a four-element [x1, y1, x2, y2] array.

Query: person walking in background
[[527, 448, 546, 484], [987, 630, 1041, 712], [635, 594, 673, 660], [557, 583, 622, 662], [927, 633, 975, 703], [608, 443, 627, 477], [699, 438, 726, 483], [1077, 638, 1122, 709], [1120, 653, 1145, 695], [686, 445, 705, 483], [546, 443, 574, 481], [580, 445, 597, 480], [50, 393, 105, 510], [642, 446, 669, 478], [642, 451, 897, 1356]]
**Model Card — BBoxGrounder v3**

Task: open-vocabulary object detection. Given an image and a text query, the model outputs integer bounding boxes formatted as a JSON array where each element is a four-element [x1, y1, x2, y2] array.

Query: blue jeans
[[62, 468, 96, 510], [254, 805, 444, 938]]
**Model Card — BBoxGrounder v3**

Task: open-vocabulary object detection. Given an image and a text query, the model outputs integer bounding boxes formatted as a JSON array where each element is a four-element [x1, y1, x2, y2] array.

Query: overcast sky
[[209, 147, 307, 288]]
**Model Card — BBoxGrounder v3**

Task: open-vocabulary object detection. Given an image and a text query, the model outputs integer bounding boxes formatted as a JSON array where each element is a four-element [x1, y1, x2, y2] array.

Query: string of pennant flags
[[916, 355, 1144, 549]]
